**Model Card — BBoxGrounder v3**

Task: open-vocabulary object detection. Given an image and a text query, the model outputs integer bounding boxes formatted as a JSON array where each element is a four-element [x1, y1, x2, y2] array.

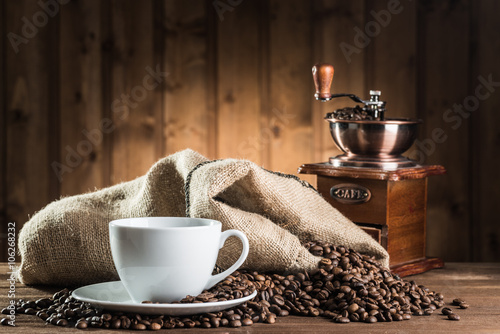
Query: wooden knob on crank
[[312, 63, 334, 101]]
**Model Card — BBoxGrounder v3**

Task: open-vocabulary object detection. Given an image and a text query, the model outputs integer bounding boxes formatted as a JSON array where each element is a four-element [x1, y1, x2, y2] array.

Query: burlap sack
[[18, 149, 388, 286], [186, 159, 389, 273]]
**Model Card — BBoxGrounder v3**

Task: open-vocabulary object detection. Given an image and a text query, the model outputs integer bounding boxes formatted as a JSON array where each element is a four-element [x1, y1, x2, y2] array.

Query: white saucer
[[72, 281, 257, 316]]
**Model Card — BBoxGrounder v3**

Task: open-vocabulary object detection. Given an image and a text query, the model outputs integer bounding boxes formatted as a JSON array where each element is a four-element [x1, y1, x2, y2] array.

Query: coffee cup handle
[[204, 229, 249, 290]]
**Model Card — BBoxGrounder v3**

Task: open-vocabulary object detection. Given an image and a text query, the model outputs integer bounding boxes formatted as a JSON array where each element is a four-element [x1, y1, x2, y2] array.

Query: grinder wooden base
[[298, 163, 446, 277]]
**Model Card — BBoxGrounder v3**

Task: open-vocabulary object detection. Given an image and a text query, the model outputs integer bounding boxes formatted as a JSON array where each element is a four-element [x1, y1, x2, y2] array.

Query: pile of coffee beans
[[144, 272, 256, 304], [327, 106, 375, 121], [2, 286, 273, 330], [2, 241, 468, 329]]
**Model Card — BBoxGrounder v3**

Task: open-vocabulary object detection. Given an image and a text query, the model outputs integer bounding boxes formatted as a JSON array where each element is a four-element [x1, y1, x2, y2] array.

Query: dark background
[[1, 0, 499, 262]]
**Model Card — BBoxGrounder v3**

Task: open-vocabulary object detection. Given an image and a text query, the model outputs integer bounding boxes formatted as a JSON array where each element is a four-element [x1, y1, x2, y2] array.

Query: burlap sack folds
[[18, 149, 389, 286]]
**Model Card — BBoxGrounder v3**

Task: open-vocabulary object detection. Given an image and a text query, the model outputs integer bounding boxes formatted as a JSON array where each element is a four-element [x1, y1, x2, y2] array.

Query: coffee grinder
[[299, 64, 446, 277]]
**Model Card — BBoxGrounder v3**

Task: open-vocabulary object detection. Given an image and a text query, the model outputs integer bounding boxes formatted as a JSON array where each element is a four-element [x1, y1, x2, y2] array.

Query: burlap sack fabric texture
[[18, 149, 389, 286]]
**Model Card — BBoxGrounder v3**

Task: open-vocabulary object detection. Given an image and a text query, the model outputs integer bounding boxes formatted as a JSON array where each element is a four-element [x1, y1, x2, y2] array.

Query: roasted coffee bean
[[149, 322, 162, 330], [131, 323, 147, 330], [448, 313, 460, 321], [459, 302, 469, 309], [24, 307, 37, 315], [365, 316, 377, 323], [272, 294, 285, 306], [121, 316, 131, 329], [310, 245, 323, 256], [75, 320, 88, 329], [21, 301, 35, 310], [331, 106, 375, 121], [279, 309, 289, 317], [265, 313, 276, 324], [1, 318, 14, 326], [229, 319, 242, 327], [56, 319, 68, 327], [336, 316, 350, 323], [347, 303, 359, 314], [452, 298, 465, 306], [139, 319, 151, 326], [269, 305, 281, 314], [37, 311, 49, 321], [308, 307, 320, 317], [210, 317, 220, 328], [261, 301, 272, 310], [35, 298, 51, 308], [349, 313, 360, 322], [110, 318, 121, 329], [255, 275, 266, 282], [6, 240, 455, 329], [442, 307, 453, 315], [182, 319, 196, 328]]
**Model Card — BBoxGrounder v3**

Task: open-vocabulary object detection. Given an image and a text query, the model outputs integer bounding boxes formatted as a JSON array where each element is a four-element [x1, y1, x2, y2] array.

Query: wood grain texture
[[3, 0, 60, 261], [305, 165, 443, 270], [0, 0, 6, 253], [1, 263, 499, 332], [59, 0, 106, 196], [299, 163, 446, 181], [1, 0, 499, 263], [312, 63, 334, 100], [110, 0, 161, 183], [215, 0, 263, 164], [316, 175, 387, 225], [311, 0, 366, 164], [387, 178, 427, 264], [391, 257, 444, 277], [417, 0, 472, 262], [366, 0, 417, 120], [163, 1, 212, 158], [365, 0, 419, 160], [471, 0, 500, 262], [268, 0, 314, 185]]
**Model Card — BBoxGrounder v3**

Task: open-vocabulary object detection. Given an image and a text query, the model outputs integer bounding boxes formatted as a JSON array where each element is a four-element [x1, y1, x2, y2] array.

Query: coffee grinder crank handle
[[312, 63, 386, 120]]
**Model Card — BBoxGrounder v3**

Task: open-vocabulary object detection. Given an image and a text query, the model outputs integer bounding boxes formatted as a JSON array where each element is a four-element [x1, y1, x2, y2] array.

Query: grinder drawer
[[317, 176, 387, 225]]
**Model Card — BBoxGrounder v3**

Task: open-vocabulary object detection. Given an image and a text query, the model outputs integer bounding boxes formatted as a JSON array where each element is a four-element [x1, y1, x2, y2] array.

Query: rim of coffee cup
[[109, 217, 221, 230]]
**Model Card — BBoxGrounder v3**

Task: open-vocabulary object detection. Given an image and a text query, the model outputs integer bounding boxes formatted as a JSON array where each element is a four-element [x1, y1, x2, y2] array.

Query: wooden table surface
[[1, 263, 499, 333]]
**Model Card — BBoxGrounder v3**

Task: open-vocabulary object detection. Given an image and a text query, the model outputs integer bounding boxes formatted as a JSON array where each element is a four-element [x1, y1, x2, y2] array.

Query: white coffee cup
[[109, 217, 249, 303]]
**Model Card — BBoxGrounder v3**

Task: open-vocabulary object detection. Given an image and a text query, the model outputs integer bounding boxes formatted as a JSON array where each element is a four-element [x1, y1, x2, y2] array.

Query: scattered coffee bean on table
[[1, 240, 468, 329], [452, 298, 466, 306], [441, 307, 453, 315]]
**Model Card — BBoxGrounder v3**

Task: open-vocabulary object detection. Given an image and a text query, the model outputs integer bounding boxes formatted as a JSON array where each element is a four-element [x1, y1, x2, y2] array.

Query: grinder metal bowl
[[326, 118, 421, 169], [313, 63, 420, 169]]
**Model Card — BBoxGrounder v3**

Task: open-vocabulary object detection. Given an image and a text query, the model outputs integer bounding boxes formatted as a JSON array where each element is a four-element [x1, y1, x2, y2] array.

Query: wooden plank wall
[[1, 0, 499, 262], [418, 0, 472, 262], [472, 0, 500, 262], [3, 0, 60, 261]]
